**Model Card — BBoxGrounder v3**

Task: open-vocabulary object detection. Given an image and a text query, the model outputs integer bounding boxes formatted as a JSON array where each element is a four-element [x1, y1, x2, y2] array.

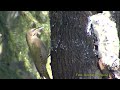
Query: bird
[[26, 27, 50, 79]]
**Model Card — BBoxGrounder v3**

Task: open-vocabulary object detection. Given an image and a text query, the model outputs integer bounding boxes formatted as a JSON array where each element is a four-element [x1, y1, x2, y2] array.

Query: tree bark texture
[[49, 11, 101, 79]]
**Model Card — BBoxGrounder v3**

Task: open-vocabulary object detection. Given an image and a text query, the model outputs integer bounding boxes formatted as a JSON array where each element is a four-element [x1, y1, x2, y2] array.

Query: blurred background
[[0, 11, 52, 79]]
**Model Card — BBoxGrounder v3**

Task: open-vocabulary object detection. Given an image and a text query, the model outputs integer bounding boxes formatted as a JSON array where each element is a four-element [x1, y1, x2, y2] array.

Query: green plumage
[[26, 28, 50, 79]]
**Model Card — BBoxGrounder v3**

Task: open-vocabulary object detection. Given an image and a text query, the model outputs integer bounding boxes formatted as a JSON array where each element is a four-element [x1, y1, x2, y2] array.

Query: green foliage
[[0, 11, 51, 79]]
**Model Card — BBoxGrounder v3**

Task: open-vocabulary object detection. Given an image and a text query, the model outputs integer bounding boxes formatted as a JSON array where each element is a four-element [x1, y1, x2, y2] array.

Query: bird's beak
[[37, 27, 44, 32], [36, 27, 44, 35]]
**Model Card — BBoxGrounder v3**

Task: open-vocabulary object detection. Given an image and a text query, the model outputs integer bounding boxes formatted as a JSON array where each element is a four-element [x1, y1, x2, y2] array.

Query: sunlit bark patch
[[86, 11, 120, 79]]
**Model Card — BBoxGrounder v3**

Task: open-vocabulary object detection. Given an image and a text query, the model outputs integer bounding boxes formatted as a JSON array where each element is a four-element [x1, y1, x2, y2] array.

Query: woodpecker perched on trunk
[[26, 27, 50, 79]]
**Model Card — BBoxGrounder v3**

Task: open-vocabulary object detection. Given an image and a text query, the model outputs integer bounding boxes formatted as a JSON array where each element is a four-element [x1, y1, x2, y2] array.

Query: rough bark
[[50, 11, 101, 79], [110, 11, 120, 58]]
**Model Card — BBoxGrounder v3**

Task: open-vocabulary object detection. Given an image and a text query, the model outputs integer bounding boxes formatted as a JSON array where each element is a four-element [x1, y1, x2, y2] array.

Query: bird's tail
[[36, 63, 50, 79]]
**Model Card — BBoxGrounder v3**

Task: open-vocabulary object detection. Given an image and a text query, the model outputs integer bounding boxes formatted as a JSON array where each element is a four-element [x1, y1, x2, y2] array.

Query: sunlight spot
[[0, 43, 3, 55], [42, 11, 48, 16]]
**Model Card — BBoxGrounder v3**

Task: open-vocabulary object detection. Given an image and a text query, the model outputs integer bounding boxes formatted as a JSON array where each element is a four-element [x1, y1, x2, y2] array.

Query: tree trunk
[[110, 11, 120, 58], [49, 11, 101, 79]]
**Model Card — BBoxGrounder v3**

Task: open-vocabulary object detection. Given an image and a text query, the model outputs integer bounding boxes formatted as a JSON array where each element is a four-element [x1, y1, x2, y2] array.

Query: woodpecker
[[26, 27, 50, 79]]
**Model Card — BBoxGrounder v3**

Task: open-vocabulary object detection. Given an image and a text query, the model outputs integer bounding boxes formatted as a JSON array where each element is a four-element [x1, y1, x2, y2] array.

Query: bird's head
[[27, 27, 44, 37]]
